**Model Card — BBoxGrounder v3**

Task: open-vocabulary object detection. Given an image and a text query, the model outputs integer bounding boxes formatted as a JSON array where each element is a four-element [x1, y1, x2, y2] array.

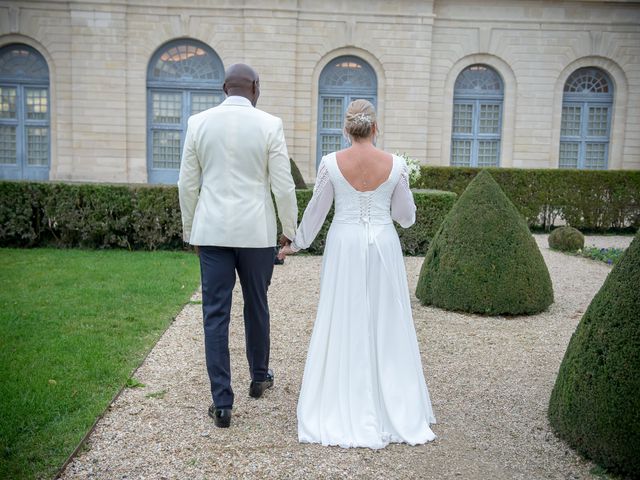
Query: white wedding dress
[[292, 152, 436, 449]]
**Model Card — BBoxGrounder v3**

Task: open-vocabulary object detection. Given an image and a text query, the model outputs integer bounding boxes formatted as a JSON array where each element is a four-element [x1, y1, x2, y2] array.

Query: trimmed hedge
[[0, 182, 183, 250], [0, 181, 456, 255], [290, 158, 307, 189], [399, 189, 460, 255], [548, 230, 640, 478], [416, 170, 554, 315], [413, 166, 640, 232], [548, 226, 584, 252]]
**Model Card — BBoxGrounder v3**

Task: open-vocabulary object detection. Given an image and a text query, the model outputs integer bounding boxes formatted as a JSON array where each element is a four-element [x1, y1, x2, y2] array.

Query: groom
[[178, 63, 298, 428]]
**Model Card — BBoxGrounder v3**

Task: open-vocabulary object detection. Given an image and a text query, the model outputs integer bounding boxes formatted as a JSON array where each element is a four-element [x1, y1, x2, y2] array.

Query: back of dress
[[290, 152, 416, 252], [328, 152, 399, 227], [294, 151, 436, 449]]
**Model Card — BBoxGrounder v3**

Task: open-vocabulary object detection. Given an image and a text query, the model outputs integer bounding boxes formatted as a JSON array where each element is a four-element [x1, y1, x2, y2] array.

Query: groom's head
[[223, 63, 260, 107]]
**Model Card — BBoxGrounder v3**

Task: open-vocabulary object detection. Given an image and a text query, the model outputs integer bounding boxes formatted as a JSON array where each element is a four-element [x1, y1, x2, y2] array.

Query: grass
[[145, 389, 167, 399], [125, 377, 146, 389], [0, 248, 200, 480]]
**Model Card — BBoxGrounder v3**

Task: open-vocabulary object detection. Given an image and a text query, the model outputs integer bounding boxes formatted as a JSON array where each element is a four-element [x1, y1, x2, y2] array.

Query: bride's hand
[[278, 244, 296, 261]]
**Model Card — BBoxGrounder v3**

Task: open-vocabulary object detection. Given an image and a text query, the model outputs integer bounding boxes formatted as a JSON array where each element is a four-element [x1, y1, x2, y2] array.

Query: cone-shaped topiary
[[416, 169, 553, 315], [549, 226, 584, 252], [290, 157, 307, 189], [548, 230, 640, 478]]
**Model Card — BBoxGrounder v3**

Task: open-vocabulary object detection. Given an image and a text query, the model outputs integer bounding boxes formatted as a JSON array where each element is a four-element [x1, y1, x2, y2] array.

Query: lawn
[[0, 248, 201, 479]]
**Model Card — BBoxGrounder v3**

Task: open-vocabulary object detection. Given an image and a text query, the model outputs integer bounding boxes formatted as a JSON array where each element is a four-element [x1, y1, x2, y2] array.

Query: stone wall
[[0, 0, 638, 183]]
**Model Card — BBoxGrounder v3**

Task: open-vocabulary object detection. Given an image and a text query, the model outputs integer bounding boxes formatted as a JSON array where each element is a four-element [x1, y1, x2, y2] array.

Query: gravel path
[[61, 235, 633, 480]]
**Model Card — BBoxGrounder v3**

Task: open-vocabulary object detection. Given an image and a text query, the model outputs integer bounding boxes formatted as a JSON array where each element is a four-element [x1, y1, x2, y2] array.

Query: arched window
[[0, 44, 50, 180], [559, 67, 613, 169], [317, 55, 377, 167], [451, 64, 503, 167], [147, 39, 224, 183]]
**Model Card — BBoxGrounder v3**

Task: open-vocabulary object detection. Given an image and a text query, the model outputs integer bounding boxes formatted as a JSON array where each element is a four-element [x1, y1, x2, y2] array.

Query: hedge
[[290, 158, 307, 189], [0, 181, 456, 255], [548, 226, 585, 252], [413, 166, 640, 232], [0, 182, 184, 250], [416, 170, 553, 315], [548, 229, 640, 477]]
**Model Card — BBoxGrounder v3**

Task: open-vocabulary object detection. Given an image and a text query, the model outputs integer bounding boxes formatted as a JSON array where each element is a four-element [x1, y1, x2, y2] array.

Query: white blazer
[[178, 96, 298, 248]]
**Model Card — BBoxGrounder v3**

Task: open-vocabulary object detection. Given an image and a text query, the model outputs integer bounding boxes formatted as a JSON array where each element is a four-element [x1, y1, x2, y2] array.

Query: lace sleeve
[[391, 161, 416, 228], [291, 159, 334, 251]]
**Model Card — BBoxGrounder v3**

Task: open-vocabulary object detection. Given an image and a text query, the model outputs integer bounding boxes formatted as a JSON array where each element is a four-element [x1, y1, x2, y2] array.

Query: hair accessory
[[351, 112, 372, 127]]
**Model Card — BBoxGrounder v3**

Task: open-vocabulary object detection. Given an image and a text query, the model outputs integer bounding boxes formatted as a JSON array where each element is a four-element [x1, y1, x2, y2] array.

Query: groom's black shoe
[[208, 404, 231, 428], [249, 369, 274, 399]]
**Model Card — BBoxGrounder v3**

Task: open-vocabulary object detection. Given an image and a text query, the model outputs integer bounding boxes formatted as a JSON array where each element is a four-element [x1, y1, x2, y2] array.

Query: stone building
[[0, 0, 639, 184]]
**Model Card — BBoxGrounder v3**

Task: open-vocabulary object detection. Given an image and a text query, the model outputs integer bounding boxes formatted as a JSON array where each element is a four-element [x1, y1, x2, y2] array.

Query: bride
[[278, 99, 436, 449]]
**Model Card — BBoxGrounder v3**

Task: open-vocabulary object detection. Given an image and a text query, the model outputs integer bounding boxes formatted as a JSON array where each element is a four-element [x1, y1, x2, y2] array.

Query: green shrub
[[0, 182, 181, 250], [548, 226, 585, 252], [397, 189, 457, 255], [548, 230, 640, 478], [413, 166, 640, 232], [53, 184, 133, 248], [579, 246, 625, 266], [290, 158, 307, 189], [0, 182, 47, 246], [0, 181, 455, 255], [131, 186, 183, 250], [416, 170, 553, 315]]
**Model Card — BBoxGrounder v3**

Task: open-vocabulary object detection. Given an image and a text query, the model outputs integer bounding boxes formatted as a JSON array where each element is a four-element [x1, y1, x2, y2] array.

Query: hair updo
[[344, 99, 377, 139]]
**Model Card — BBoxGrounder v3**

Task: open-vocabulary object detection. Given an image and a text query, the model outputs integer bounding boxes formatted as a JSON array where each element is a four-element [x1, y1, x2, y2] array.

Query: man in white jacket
[[178, 63, 298, 428]]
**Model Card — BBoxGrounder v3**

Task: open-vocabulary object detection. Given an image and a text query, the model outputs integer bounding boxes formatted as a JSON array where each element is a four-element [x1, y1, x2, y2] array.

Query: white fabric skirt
[[297, 221, 436, 449]]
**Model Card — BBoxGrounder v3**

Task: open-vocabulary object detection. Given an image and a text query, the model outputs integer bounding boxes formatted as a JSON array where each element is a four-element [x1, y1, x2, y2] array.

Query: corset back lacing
[[359, 193, 375, 245]]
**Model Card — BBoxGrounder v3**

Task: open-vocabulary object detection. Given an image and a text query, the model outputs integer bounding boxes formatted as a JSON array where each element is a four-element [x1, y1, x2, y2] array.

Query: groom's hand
[[279, 234, 291, 247], [194, 245, 200, 256], [277, 244, 295, 261]]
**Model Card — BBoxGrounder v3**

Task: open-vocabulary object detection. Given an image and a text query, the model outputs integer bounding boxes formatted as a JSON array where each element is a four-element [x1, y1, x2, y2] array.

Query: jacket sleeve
[[268, 118, 298, 241], [177, 117, 201, 243]]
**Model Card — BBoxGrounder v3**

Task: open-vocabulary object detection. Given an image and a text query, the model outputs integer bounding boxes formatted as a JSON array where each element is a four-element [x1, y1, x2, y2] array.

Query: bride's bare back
[[335, 144, 393, 192]]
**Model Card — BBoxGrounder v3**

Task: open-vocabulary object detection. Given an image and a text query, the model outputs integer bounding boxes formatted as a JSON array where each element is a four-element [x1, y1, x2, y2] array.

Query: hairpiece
[[351, 112, 372, 128]]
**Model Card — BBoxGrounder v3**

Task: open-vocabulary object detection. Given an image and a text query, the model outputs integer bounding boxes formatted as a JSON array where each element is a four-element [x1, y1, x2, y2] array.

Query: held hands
[[277, 243, 296, 261], [277, 234, 296, 261], [279, 234, 291, 247]]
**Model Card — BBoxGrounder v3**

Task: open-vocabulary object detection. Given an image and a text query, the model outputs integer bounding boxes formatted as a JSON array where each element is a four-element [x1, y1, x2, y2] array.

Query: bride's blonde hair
[[344, 99, 377, 140]]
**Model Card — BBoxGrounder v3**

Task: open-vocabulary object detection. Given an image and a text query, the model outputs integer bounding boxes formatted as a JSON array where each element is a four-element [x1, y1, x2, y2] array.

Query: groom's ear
[[250, 80, 260, 106]]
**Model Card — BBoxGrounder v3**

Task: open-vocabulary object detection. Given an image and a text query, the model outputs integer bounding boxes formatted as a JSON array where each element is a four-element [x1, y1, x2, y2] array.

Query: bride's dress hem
[[298, 431, 436, 450]]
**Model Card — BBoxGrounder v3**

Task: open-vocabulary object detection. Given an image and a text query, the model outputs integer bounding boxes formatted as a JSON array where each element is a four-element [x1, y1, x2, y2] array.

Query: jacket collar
[[221, 96, 253, 107]]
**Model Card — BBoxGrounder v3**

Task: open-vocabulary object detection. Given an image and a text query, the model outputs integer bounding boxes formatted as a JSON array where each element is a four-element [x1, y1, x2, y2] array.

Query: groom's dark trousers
[[199, 245, 275, 409]]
